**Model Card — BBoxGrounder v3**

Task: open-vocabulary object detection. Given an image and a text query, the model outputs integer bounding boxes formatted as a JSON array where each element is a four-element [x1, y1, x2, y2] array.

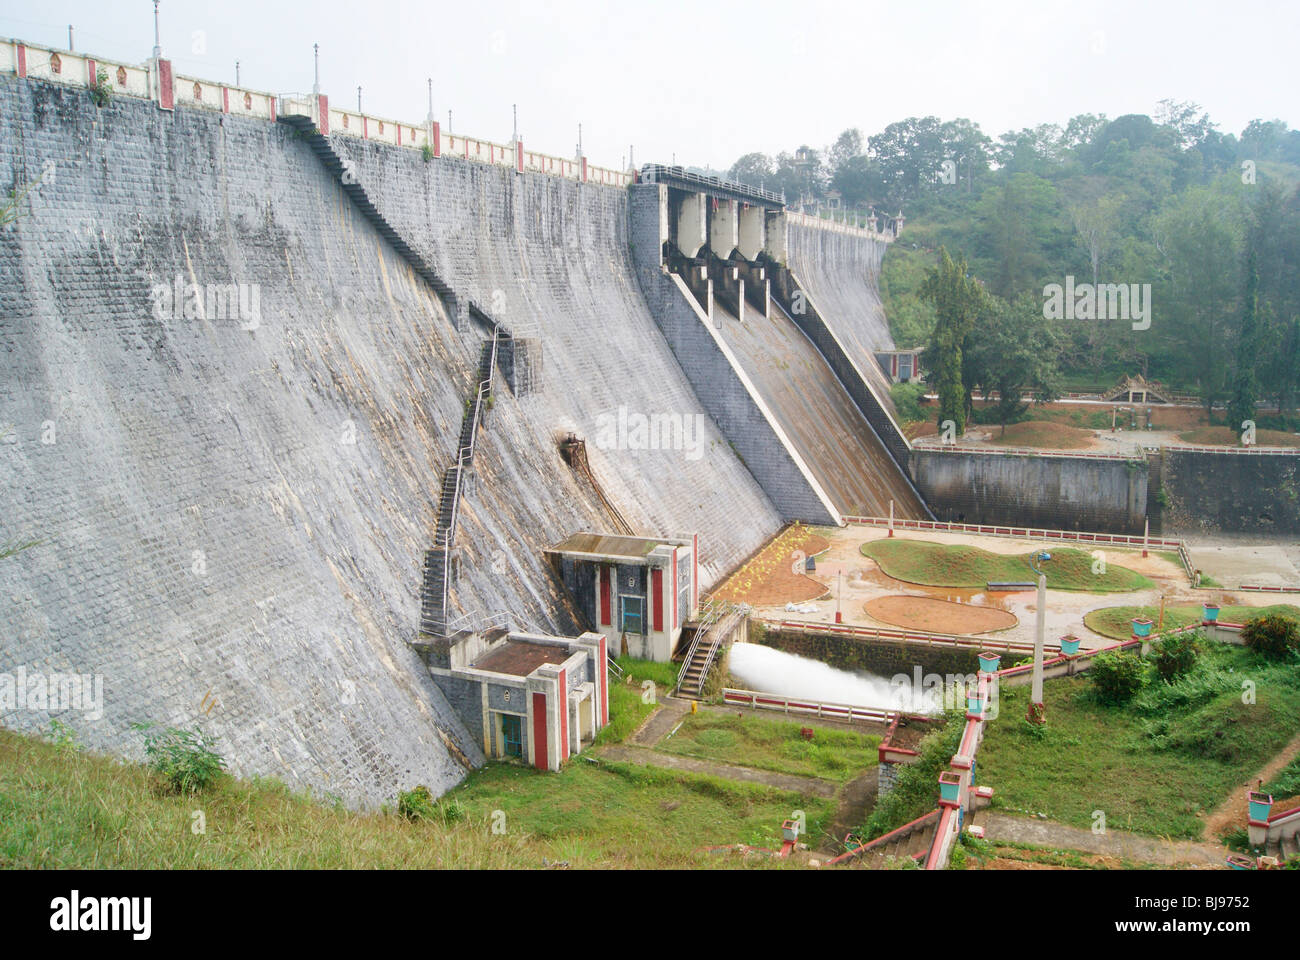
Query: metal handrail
[[674, 597, 722, 691], [692, 604, 748, 694]]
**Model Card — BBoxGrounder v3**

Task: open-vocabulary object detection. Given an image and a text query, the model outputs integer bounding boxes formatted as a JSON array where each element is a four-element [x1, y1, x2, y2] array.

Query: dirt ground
[[712, 525, 832, 606], [864, 594, 1018, 633], [1201, 731, 1300, 841]]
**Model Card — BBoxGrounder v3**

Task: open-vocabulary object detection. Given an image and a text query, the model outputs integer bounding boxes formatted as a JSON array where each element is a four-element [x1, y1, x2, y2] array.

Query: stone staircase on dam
[[278, 112, 463, 321], [280, 107, 532, 638], [420, 332, 500, 636]]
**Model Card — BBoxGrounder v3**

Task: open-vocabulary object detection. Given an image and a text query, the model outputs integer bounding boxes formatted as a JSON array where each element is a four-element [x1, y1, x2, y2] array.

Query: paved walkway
[[629, 697, 692, 747], [982, 812, 1230, 867], [595, 745, 838, 798]]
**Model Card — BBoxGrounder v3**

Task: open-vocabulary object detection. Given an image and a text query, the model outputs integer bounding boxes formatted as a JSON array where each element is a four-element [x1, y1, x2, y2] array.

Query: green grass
[[978, 643, 1300, 839], [0, 724, 832, 868], [862, 540, 1154, 593], [443, 758, 835, 864], [1083, 604, 1300, 640], [595, 657, 682, 746], [658, 711, 880, 783], [1263, 755, 1300, 800]]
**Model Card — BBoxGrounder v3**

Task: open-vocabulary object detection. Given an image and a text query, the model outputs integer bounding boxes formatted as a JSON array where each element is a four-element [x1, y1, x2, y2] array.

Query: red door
[[599, 566, 611, 626], [652, 568, 664, 632]]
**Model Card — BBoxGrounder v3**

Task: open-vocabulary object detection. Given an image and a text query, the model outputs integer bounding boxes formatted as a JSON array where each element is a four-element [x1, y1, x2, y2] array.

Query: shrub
[[1150, 631, 1201, 682], [398, 785, 438, 822], [861, 709, 964, 839], [1241, 614, 1299, 660], [133, 723, 227, 795], [88, 69, 112, 108], [421, 144, 434, 162], [398, 785, 464, 824], [889, 381, 928, 424], [1089, 651, 1147, 705]]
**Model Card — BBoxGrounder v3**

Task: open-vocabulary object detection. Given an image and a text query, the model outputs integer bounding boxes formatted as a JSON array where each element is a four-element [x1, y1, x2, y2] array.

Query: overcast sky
[[3, 1, 1297, 172]]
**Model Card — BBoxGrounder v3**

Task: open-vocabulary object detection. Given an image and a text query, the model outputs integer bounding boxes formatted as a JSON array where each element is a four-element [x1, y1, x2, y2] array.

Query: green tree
[[964, 294, 1062, 433], [1228, 248, 1260, 432], [921, 248, 986, 435]]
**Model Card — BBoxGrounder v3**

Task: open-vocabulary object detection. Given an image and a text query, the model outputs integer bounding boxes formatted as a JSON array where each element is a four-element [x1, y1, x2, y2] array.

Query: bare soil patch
[[1179, 426, 1300, 448], [712, 525, 832, 606], [864, 594, 1017, 634], [984, 420, 1093, 449]]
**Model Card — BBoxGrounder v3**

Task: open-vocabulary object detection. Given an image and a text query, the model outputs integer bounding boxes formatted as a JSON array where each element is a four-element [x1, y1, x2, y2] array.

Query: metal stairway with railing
[[419, 331, 500, 636], [675, 599, 749, 698]]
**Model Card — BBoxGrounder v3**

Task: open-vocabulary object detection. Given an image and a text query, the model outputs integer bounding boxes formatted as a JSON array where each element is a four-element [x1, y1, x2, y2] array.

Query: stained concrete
[[0, 77, 781, 804]]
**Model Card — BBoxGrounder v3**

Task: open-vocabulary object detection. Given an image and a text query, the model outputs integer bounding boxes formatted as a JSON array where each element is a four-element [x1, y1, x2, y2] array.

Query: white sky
[[3, 0, 1297, 171]]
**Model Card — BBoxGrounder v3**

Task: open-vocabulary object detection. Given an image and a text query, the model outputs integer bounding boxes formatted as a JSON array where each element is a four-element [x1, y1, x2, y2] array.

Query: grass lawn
[[978, 643, 1300, 839], [0, 726, 541, 869], [444, 758, 835, 865], [1083, 604, 1300, 640], [595, 657, 681, 746], [863, 540, 1154, 593], [658, 710, 880, 783], [0, 723, 832, 868]]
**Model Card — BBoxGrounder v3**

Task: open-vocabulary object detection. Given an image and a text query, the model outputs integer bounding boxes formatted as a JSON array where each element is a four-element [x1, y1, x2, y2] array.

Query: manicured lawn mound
[[1084, 604, 1300, 641], [978, 644, 1300, 839], [1179, 426, 1300, 447], [984, 420, 1094, 449], [659, 711, 880, 783], [862, 540, 1154, 593]]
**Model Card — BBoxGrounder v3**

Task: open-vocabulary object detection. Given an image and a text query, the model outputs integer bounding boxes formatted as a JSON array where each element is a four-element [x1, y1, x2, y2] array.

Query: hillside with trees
[[726, 106, 1300, 423]]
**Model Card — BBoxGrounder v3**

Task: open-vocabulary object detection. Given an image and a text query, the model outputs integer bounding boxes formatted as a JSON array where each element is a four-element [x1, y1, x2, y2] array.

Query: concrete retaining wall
[[912, 450, 1148, 534], [1156, 450, 1300, 535]]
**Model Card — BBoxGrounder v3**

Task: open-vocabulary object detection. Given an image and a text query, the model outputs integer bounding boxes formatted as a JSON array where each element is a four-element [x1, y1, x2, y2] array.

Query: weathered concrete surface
[[710, 299, 927, 519], [785, 219, 899, 416], [0, 78, 781, 804], [331, 143, 784, 586], [627, 183, 839, 525], [1157, 450, 1300, 535], [0, 78, 482, 805], [913, 450, 1148, 534]]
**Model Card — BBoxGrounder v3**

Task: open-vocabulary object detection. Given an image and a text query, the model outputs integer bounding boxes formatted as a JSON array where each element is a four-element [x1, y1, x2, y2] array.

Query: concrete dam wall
[[785, 215, 899, 414], [0, 77, 782, 804]]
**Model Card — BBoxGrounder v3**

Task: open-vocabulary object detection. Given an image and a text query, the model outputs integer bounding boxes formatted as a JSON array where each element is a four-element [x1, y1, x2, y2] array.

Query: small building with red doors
[[418, 627, 609, 772], [546, 532, 698, 662]]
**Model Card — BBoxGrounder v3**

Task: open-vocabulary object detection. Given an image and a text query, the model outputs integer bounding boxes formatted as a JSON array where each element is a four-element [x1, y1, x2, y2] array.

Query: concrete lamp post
[[1027, 551, 1051, 723]]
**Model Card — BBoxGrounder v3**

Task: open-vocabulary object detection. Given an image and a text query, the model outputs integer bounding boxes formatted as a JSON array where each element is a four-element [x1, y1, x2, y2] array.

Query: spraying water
[[728, 643, 941, 714]]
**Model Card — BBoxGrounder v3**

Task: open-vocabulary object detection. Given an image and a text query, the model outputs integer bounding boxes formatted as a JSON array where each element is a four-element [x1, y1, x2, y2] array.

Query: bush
[[398, 785, 438, 821], [421, 144, 434, 162], [398, 785, 464, 824], [890, 381, 928, 424], [861, 709, 964, 839], [1090, 651, 1147, 705], [1150, 631, 1201, 682], [133, 723, 226, 795], [88, 69, 112, 108], [1241, 615, 1299, 660]]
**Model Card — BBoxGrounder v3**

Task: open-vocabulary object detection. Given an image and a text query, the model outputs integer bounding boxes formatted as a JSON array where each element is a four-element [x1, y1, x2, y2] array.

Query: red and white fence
[[2, 35, 633, 189]]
